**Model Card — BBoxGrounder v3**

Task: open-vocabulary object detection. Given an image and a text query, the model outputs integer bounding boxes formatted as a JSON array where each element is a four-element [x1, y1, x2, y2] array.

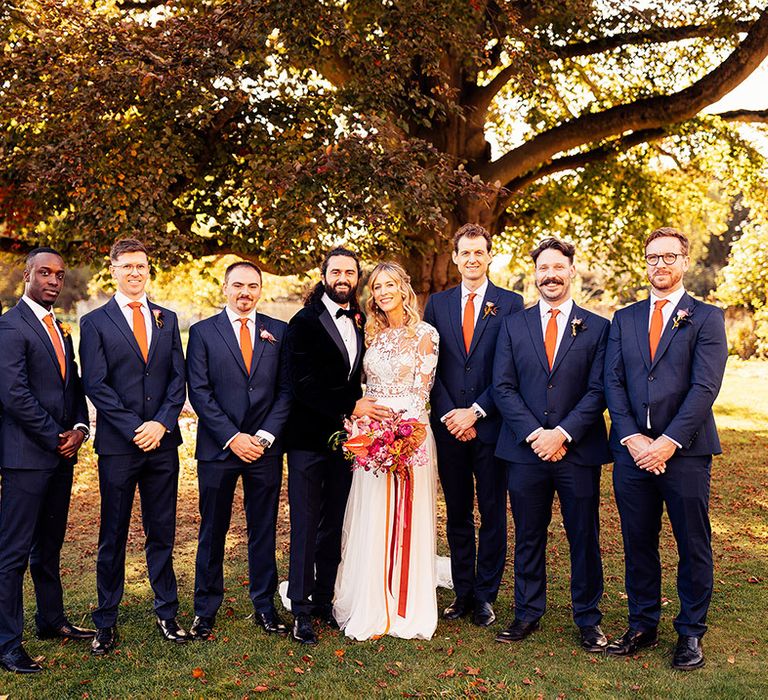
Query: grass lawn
[[1, 359, 766, 699]]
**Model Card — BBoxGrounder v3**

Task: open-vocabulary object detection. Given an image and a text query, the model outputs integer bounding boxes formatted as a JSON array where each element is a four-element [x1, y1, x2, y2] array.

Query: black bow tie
[[335, 308, 356, 320]]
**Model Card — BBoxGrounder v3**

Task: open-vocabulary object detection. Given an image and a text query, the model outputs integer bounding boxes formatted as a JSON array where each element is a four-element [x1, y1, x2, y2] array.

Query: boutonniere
[[672, 307, 693, 329], [354, 312, 364, 330], [482, 301, 498, 320], [152, 309, 164, 329], [58, 321, 72, 338], [259, 325, 277, 344], [570, 317, 587, 337]]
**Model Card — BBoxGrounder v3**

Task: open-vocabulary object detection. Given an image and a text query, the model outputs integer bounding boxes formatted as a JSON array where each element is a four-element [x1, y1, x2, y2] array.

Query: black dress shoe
[[0, 646, 43, 674], [37, 619, 96, 641], [495, 618, 541, 643], [189, 616, 215, 640], [606, 627, 659, 656], [672, 635, 705, 670], [443, 596, 474, 620], [292, 614, 318, 645], [156, 617, 190, 644], [579, 625, 608, 652], [312, 605, 340, 630], [472, 601, 496, 627], [91, 627, 118, 655], [255, 608, 288, 634]]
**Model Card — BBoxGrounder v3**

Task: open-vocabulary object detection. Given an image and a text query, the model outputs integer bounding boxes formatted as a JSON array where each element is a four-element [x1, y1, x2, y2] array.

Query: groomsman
[[423, 224, 523, 627], [285, 248, 389, 645], [0, 248, 94, 674], [493, 238, 610, 650], [80, 239, 187, 654], [604, 227, 727, 670], [186, 262, 291, 640]]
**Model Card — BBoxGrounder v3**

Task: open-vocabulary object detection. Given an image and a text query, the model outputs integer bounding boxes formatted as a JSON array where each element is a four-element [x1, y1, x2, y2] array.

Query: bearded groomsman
[[285, 248, 390, 645], [604, 227, 727, 670], [0, 248, 95, 674], [423, 224, 523, 627], [0, 248, 94, 673], [186, 262, 291, 640], [80, 239, 187, 654], [493, 238, 610, 650]]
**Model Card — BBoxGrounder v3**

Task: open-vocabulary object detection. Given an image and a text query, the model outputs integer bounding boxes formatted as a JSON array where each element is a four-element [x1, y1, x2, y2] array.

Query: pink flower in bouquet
[[382, 429, 396, 445], [397, 423, 413, 438]]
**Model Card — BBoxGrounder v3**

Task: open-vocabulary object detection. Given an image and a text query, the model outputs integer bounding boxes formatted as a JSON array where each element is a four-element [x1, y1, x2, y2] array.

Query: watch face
[[258, 437, 270, 448]]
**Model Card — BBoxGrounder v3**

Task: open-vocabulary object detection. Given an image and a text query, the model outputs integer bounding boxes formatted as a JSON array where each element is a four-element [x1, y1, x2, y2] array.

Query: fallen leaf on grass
[[254, 685, 269, 692], [728, 656, 735, 664], [523, 678, 534, 685], [192, 667, 205, 679], [334, 649, 345, 660], [465, 666, 480, 676], [293, 667, 305, 674], [438, 668, 456, 678]]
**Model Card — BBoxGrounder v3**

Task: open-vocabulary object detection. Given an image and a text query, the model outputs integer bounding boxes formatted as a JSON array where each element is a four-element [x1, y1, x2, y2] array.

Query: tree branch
[[718, 108, 768, 123], [481, 9, 768, 189]]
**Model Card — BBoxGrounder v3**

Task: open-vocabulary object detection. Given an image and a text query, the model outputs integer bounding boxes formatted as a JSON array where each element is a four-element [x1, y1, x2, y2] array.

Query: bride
[[333, 262, 440, 640]]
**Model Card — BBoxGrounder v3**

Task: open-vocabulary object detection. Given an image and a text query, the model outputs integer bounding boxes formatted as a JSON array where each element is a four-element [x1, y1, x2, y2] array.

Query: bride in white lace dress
[[333, 262, 440, 640]]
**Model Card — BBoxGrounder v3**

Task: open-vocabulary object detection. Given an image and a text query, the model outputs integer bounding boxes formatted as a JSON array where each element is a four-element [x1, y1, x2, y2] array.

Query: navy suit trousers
[[287, 449, 352, 615], [506, 459, 603, 627], [0, 463, 73, 654], [194, 455, 282, 618], [613, 455, 713, 637], [92, 449, 180, 627], [435, 435, 507, 603]]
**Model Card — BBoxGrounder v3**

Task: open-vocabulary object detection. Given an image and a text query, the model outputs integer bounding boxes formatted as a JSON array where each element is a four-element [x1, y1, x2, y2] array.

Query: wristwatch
[[473, 407, 483, 420], [256, 436, 271, 449]]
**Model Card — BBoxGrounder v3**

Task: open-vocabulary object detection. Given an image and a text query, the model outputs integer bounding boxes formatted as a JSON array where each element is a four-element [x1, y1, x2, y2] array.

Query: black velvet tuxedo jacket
[[284, 297, 364, 451]]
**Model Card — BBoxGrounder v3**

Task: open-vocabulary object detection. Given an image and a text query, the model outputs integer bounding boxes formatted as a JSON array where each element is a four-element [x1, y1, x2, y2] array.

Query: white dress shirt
[[321, 293, 357, 372], [21, 295, 89, 437], [223, 306, 275, 449], [114, 290, 153, 346]]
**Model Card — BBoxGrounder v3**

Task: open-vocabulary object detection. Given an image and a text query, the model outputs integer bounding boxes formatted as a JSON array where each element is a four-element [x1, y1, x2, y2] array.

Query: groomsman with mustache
[[186, 261, 292, 640], [493, 238, 610, 651], [604, 227, 728, 670], [0, 248, 94, 674]]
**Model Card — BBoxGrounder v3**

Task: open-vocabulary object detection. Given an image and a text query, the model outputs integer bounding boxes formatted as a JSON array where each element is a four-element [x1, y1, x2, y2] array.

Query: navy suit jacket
[[423, 281, 524, 444], [187, 310, 291, 463], [79, 297, 185, 455], [604, 292, 728, 456], [493, 303, 611, 466], [0, 301, 89, 469]]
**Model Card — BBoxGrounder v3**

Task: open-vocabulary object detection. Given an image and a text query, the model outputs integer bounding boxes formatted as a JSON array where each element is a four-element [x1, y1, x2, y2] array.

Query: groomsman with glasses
[[0, 248, 94, 674], [604, 227, 728, 670], [80, 239, 187, 654]]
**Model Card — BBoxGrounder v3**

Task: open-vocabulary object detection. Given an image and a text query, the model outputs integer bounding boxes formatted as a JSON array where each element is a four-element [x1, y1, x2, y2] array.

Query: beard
[[325, 280, 357, 305]]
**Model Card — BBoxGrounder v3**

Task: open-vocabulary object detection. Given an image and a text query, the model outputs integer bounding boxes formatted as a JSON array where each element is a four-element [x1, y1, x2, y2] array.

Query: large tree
[[2, 0, 768, 296]]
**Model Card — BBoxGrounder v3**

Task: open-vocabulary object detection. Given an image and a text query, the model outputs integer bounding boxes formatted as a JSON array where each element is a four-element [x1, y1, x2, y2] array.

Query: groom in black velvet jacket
[[285, 248, 391, 645]]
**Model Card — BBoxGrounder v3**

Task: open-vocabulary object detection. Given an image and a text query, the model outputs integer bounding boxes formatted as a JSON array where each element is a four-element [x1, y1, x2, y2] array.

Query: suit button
[[249, 387, 253, 392], [649, 375, 654, 381], [547, 384, 553, 389], [642, 402, 648, 408], [146, 396, 151, 401], [544, 411, 549, 416], [145, 372, 150, 377], [465, 366, 471, 372]]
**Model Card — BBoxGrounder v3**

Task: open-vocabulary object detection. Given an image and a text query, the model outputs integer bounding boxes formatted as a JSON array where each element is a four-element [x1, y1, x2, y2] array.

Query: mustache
[[539, 277, 563, 286]]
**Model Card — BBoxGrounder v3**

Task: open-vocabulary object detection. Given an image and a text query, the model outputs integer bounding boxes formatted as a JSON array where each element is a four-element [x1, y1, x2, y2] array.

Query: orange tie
[[649, 299, 669, 361], [239, 318, 252, 372], [43, 314, 66, 379], [128, 301, 149, 362], [462, 292, 477, 353], [544, 308, 560, 370]]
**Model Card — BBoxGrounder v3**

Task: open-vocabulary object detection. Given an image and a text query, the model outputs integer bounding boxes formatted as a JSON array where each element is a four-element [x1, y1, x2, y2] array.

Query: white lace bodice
[[363, 322, 439, 418]]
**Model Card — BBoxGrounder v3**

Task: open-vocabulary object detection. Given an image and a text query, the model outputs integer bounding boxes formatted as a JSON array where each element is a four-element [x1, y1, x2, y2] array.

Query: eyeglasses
[[645, 253, 686, 266], [111, 263, 149, 274]]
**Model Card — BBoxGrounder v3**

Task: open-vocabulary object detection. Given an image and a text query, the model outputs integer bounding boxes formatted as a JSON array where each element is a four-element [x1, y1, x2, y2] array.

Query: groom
[[285, 248, 390, 645], [424, 223, 523, 627]]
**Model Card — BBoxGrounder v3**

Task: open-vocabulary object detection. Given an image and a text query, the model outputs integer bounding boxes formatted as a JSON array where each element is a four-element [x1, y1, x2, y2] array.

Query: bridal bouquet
[[333, 411, 428, 478]]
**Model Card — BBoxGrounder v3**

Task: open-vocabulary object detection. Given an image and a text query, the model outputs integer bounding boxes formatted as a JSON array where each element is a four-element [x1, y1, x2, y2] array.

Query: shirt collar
[[539, 297, 573, 320], [22, 294, 55, 321], [225, 306, 257, 325], [115, 290, 149, 310], [322, 292, 349, 316], [649, 286, 686, 311], [461, 279, 488, 301]]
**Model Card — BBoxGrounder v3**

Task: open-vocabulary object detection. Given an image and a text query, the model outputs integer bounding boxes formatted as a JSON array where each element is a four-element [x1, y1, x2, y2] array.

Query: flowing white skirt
[[333, 397, 438, 640]]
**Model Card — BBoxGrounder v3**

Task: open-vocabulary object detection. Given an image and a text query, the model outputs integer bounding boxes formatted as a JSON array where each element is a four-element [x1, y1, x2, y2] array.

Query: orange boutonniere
[[59, 321, 72, 338], [482, 302, 498, 320], [152, 309, 164, 329]]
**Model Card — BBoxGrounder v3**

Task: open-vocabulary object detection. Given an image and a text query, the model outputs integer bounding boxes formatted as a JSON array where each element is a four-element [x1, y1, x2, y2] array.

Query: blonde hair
[[364, 262, 421, 346]]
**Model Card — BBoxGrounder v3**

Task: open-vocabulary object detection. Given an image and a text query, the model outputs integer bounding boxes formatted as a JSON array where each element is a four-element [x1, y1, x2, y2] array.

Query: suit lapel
[[249, 313, 268, 377], [447, 286, 466, 357], [467, 282, 497, 357], [633, 299, 652, 370], [17, 301, 64, 383], [550, 303, 579, 376], [650, 293, 695, 369], [105, 297, 147, 364], [318, 305, 351, 371], [145, 301, 163, 367], [524, 305, 550, 374], [215, 310, 250, 376]]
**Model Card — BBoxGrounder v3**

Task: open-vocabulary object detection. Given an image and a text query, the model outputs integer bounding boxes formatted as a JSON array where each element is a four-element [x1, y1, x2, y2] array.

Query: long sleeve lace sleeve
[[408, 323, 439, 419]]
